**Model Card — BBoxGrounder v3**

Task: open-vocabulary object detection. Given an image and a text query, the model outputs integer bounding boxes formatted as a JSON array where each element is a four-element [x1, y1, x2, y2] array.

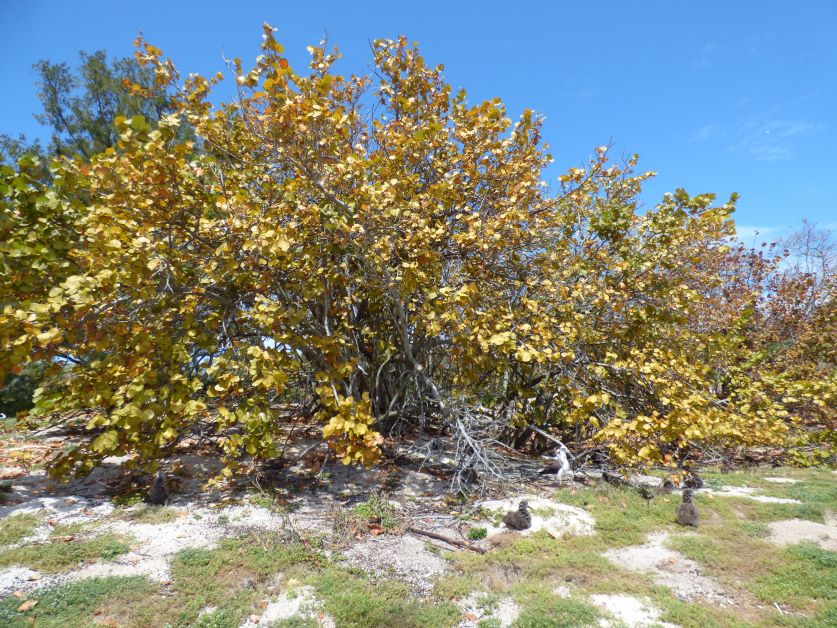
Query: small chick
[[676, 489, 699, 527], [502, 500, 532, 531], [683, 472, 704, 489], [637, 485, 654, 507], [148, 470, 169, 506], [601, 471, 630, 487], [654, 478, 675, 496]]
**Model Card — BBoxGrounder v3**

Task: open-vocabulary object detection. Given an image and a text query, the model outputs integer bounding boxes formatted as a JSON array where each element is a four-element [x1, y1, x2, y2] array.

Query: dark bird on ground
[[637, 485, 654, 507], [461, 466, 479, 486], [148, 470, 168, 506], [601, 471, 631, 488], [683, 472, 703, 489], [676, 489, 699, 527], [590, 449, 609, 467], [539, 445, 572, 484], [654, 479, 675, 496], [503, 500, 532, 531]]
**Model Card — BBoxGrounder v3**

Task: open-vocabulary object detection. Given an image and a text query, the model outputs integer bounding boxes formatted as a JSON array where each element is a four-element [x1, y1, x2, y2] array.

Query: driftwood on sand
[[406, 526, 487, 554]]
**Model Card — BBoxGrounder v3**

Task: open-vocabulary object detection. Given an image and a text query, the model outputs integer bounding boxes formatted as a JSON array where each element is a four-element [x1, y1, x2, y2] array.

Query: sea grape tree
[[1, 25, 832, 479]]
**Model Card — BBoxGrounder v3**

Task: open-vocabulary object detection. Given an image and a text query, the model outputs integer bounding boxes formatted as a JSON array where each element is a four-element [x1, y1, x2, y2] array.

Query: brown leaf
[[17, 599, 38, 612], [598, 495, 609, 504]]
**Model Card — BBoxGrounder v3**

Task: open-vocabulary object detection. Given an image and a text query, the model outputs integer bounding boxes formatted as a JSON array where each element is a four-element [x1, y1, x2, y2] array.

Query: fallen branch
[[525, 424, 575, 458], [406, 525, 487, 554]]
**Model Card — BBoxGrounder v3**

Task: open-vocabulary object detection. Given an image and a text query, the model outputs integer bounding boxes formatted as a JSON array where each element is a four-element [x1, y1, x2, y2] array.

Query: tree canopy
[[1, 25, 833, 480], [1, 49, 174, 164]]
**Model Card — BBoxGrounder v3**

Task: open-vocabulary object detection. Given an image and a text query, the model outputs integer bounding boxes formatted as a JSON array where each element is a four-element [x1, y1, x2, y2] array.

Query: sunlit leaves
[[0, 26, 831, 479]]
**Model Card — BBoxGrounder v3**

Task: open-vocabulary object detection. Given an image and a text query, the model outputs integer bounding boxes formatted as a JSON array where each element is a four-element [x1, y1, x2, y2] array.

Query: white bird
[[539, 445, 572, 484]]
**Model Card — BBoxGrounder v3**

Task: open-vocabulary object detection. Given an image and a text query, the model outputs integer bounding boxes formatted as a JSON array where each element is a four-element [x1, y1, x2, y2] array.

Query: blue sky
[[3, 1, 835, 238]]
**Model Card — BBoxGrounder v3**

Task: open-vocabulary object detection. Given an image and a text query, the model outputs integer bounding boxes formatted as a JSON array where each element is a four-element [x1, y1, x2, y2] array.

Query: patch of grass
[[352, 491, 398, 531], [740, 521, 770, 538], [649, 473, 837, 622], [249, 488, 282, 511], [753, 543, 837, 609], [312, 567, 460, 627], [513, 593, 599, 627], [332, 491, 401, 539], [667, 534, 723, 564], [811, 602, 837, 627], [192, 607, 243, 628], [452, 529, 640, 600], [653, 593, 753, 628], [123, 533, 325, 627], [550, 482, 676, 546], [272, 617, 320, 628], [468, 527, 487, 541], [701, 467, 837, 524], [432, 574, 481, 600], [0, 576, 157, 628], [48, 522, 87, 538], [115, 504, 178, 524], [0, 532, 132, 573], [738, 499, 828, 525], [111, 492, 145, 507], [0, 512, 41, 545]]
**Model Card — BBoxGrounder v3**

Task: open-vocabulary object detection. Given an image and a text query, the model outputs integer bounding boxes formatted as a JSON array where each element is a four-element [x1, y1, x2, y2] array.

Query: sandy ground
[[343, 534, 450, 594], [604, 531, 733, 604], [0, 445, 831, 627], [239, 584, 335, 628], [476, 494, 596, 539], [457, 592, 520, 628], [591, 593, 678, 628], [706, 485, 801, 504], [767, 512, 837, 551]]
